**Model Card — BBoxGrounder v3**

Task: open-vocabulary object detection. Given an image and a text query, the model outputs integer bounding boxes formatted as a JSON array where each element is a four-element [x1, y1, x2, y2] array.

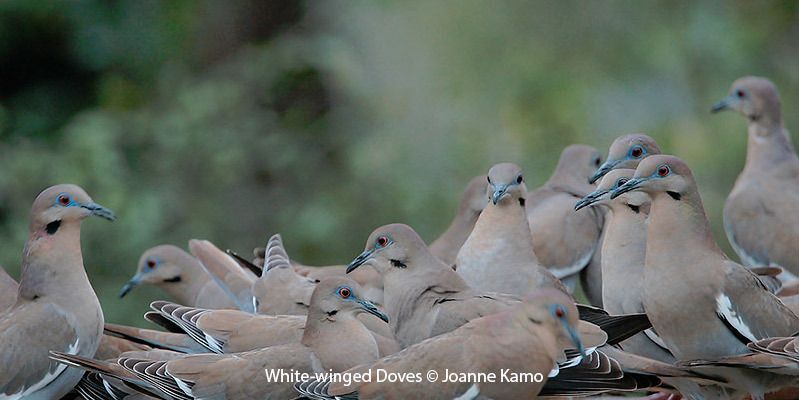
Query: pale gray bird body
[[348, 223, 520, 348], [119, 245, 236, 309], [56, 277, 387, 400], [0, 184, 115, 399], [428, 174, 488, 266], [526, 145, 604, 296], [611, 155, 799, 399], [456, 163, 568, 297], [713, 77, 799, 281]]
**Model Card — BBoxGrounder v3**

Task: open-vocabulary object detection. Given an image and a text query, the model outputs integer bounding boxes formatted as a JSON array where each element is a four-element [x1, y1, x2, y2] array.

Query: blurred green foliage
[[0, 1, 797, 326]]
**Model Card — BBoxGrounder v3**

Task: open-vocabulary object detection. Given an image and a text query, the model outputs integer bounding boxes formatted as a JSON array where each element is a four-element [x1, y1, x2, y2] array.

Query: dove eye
[[516, 175, 523, 184], [338, 287, 351, 299], [657, 165, 670, 177], [736, 89, 745, 98], [593, 157, 601, 167], [146, 259, 156, 269], [630, 146, 643, 158], [376, 236, 389, 248], [616, 178, 628, 187], [554, 306, 565, 318], [56, 194, 71, 206]]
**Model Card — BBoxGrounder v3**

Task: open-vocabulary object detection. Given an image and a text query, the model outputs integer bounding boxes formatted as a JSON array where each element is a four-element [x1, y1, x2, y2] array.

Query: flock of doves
[[1, 75, 799, 400]]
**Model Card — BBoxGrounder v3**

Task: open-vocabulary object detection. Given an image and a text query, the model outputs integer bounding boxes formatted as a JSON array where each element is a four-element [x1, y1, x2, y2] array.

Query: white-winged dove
[[456, 163, 568, 297], [0, 184, 114, 399], [526, 145, 604, 297], [349, 223, 520, 348], [712, 77, 799, 282], [119, 244, 236, 310]]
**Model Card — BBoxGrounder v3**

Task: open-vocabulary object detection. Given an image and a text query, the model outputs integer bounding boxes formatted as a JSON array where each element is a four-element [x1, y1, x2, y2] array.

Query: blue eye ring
[[337, 286, 352, 299], [628, 145, 645, 159], [55, 193, 74, 207], [614, 177, 629, 189]]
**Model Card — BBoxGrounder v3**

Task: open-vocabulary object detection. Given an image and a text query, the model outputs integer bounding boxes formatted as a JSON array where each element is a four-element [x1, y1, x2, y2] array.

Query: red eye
[[58, 195, 70, 206], [657, 165, 670, 177], [338, 287, 351, 298], [376, 236, 388, 247], [555, 306, 565, 318], [146, 259, 156, 269], [631, 147, 643, 157], [736, 90, 745, 98]]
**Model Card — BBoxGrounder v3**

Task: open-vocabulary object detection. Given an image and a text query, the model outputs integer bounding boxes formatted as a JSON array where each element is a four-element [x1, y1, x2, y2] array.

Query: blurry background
[[0, 0, 797, 326]]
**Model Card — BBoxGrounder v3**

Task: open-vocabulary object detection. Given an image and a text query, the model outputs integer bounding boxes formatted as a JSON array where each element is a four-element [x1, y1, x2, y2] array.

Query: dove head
[[29, 184, 115, 236], [712, 76, 781, 128], [554, 144, 603, 185], [517, 289, 584, 357], [347, 223, 431, 276], [590, 134, 661, 184], [310, 277, 388, 323], [611, 155, 695, 202], [120, 245, 194, 298], [486, 163, 527, 206]]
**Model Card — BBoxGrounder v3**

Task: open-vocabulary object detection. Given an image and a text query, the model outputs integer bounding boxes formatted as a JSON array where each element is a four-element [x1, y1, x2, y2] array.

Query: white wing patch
[[0, 338, 80, 400], [716, 293, 757, 343]]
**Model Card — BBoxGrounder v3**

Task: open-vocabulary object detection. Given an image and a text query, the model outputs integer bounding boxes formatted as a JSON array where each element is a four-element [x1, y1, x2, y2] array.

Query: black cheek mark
[[46, 220, 61, 235], [527, 317, 543, 325], [627, 205, 640, 214], [666, 191, 682, 201], [163, 276, 182, 283], [390, 259, 407, 269], [327, 310, 338, 317], [519, 198, 526, 207]]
